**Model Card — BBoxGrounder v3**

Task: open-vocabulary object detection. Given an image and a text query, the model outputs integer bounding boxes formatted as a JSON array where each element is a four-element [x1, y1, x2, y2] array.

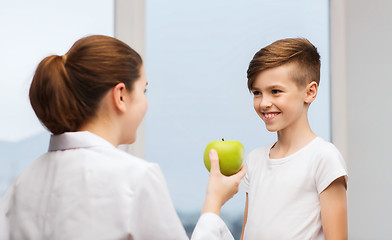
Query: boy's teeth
[[265, 113, 277, 118]]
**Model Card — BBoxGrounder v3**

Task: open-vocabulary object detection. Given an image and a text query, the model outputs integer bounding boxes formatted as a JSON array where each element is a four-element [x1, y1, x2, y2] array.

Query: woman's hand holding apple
[[202, 149, 246, 216], [204, 139, 245, 176]]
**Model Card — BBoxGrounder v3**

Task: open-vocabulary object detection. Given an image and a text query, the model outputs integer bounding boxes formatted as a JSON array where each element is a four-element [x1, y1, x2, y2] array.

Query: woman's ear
[[112, 82, 127, 113], [304, 81, 318, 104]]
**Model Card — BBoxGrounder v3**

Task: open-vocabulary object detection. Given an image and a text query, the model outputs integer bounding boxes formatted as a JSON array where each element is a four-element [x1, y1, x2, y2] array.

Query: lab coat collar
[[48, 131, 115, 151]]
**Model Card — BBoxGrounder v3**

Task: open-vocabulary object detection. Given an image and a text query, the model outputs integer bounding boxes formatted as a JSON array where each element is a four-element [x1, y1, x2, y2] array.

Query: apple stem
[[222, 138, 224, 141]]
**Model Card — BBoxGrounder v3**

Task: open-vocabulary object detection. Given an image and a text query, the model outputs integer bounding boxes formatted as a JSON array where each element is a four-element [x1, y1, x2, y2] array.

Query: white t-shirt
[[240, 137, 348, 240], [0, 131, 233, 240]]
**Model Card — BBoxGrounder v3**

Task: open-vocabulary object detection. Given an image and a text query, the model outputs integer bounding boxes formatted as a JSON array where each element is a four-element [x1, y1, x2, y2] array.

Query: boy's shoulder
[[248, 144, 272, 158], [245, 143, 273, 167], [306, 137, 347, 173], [310, 137, 343, 158]]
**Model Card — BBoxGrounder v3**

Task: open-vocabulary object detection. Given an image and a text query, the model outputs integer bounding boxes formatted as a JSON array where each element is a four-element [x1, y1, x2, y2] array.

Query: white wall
[[332, 1, 392, 239], [347, 1, 392, 238]]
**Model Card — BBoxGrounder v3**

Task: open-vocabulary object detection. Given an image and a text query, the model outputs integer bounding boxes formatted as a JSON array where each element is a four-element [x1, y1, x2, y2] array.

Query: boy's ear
[[112, 82, 127, 113], [304, 81, 318, 104]]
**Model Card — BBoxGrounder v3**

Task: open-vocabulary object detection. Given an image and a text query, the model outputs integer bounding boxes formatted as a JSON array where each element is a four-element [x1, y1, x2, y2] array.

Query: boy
[[240, 38, 348, 240]]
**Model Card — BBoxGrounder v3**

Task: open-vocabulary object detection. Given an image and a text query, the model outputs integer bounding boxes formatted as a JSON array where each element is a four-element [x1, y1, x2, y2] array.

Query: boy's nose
[[260, 97, 272, 109]]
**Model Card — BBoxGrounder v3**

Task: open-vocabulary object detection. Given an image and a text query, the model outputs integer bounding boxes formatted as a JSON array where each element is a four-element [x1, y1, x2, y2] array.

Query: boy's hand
[[202, 149, 246, 215]]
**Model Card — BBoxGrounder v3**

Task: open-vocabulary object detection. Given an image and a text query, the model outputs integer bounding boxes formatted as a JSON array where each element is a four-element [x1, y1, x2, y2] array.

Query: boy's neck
[[270, 120, 317, 159]]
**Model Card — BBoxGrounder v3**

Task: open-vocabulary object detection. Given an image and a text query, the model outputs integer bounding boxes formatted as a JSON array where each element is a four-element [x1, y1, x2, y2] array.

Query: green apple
[[204, 139, 245, 176]]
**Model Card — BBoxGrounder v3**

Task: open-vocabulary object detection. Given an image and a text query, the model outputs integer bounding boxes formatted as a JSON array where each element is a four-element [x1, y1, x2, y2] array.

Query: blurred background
[[0, 0, 391, 239]]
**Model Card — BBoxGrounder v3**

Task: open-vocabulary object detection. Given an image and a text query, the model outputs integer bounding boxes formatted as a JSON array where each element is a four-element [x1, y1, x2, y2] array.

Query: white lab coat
[[0, 131, 233, 240]]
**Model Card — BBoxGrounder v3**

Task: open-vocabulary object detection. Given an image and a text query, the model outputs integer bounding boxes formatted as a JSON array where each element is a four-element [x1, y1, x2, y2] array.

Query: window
[[0, 0, 114, 195], [145, 0, 330, 237]]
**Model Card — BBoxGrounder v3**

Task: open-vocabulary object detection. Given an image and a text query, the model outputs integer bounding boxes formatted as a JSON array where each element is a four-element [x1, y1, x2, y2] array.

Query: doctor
[[0, 35, 245, 240]]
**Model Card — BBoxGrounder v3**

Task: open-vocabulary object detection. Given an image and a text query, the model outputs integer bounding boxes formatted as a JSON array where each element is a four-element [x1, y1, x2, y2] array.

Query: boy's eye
[[272, 89, 281, 94], [252, 90, 261, 96]]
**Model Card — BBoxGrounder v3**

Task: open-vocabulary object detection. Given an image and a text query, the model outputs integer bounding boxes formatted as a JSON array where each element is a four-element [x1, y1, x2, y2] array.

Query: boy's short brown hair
[[247, 38, 320, 90]]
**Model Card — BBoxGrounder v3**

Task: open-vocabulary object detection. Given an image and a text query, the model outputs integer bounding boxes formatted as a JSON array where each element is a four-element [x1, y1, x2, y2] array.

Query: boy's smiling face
[[251, 63, 315, 133]]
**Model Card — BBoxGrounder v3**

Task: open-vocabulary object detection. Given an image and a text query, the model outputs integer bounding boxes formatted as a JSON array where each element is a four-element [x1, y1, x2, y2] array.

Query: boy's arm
[[320, 176, 347, 240], [240, 193, 249, 240]]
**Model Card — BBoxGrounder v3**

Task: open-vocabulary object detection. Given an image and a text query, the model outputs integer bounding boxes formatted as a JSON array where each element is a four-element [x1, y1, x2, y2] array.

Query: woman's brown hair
[[29, 35, 142, 135], [247, 38, 321, 91]]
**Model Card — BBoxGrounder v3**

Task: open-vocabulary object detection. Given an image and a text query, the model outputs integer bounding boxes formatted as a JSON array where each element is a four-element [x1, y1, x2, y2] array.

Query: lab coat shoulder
[[104, 148, 189, 239], [0, 179, 13, 239]]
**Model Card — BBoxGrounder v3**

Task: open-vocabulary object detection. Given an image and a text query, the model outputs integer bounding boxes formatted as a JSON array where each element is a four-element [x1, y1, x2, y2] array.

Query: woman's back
[[1, 131, 187, 240]]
